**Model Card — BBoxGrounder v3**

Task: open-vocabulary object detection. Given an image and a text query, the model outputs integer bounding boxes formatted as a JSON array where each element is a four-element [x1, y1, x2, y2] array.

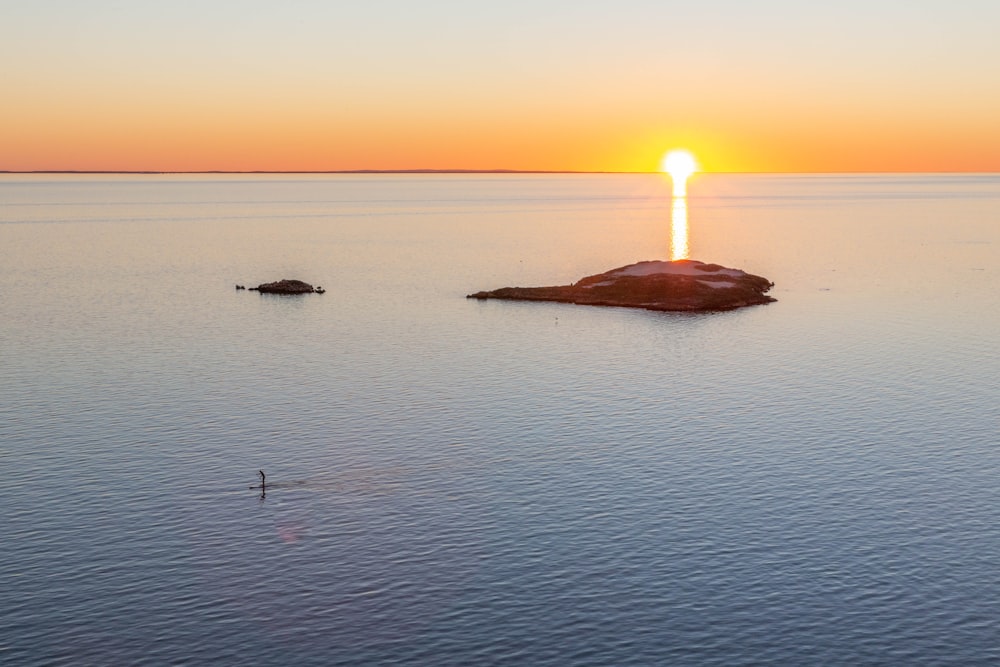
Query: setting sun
[[661, 150, 698, 196]]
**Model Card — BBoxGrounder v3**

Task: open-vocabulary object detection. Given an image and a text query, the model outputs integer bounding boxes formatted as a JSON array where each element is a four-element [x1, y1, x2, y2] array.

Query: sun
[[661, 150, 698, 196]]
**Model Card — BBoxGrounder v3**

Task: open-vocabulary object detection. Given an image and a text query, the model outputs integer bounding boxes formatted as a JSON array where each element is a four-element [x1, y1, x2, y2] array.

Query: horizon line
[[2, 169, 999, 175]]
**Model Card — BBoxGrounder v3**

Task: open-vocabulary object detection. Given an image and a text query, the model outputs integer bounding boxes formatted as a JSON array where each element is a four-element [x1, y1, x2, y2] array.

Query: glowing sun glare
[[662, 150, 698, 196]]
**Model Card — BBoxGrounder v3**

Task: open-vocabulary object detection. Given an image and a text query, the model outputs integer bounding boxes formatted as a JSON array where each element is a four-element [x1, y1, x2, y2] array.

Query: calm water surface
[[2, 174, 999, 665]]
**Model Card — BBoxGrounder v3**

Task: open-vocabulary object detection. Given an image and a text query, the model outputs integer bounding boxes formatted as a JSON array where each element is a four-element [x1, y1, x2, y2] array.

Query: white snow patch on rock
[[610, 260, 745, 279]]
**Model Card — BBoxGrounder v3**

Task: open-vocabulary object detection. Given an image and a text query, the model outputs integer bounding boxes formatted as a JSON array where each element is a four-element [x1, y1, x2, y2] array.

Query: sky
[[2, 0, 999, 172]]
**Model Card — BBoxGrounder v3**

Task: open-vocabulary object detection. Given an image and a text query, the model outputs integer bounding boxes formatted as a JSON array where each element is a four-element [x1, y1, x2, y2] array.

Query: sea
[[2, 173, 999, 665]]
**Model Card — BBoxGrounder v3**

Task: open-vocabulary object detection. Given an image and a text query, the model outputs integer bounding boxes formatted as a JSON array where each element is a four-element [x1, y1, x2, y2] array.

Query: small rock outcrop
[[468, 260, 775, 312], [248, 279, 320, 294]]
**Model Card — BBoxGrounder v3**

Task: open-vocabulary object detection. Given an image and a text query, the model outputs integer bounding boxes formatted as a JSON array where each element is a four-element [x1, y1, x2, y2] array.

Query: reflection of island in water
[[467, 173, 776, 312]]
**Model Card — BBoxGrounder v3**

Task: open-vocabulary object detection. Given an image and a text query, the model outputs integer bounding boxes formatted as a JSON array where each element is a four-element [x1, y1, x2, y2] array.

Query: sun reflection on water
[[670, 194, 689, 260], [662, 150, 697, 260]]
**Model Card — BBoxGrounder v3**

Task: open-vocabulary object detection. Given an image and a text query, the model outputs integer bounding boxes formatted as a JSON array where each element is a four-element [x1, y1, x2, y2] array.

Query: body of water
[[2, 173, 999, 665]]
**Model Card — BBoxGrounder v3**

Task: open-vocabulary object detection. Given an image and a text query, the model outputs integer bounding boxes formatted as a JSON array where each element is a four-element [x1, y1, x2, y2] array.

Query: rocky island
[[468, 260, 774, 312], [246, 279, 325, 294]]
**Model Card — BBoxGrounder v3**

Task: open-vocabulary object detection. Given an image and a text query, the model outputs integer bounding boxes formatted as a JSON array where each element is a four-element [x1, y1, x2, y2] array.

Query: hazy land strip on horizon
[[0, 169, 599, 175], [3, 170, 999, 175]]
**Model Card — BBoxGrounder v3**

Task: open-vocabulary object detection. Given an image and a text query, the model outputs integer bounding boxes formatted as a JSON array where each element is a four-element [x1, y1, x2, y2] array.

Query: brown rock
[[248, 279, 317, 294], [468, 260, 775, 312]]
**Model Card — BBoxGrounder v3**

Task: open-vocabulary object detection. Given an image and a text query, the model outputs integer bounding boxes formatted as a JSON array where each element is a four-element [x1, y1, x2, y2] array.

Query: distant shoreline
[[2, 169, 996, 175], [0, 169, 612, 175]]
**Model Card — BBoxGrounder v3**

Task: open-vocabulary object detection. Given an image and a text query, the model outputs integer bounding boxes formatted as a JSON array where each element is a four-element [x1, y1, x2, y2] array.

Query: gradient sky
[[3, 0, 999, 172]]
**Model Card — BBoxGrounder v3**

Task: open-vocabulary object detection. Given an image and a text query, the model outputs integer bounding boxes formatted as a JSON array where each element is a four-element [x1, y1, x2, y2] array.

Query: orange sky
[[3, 1, 999, 172]]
